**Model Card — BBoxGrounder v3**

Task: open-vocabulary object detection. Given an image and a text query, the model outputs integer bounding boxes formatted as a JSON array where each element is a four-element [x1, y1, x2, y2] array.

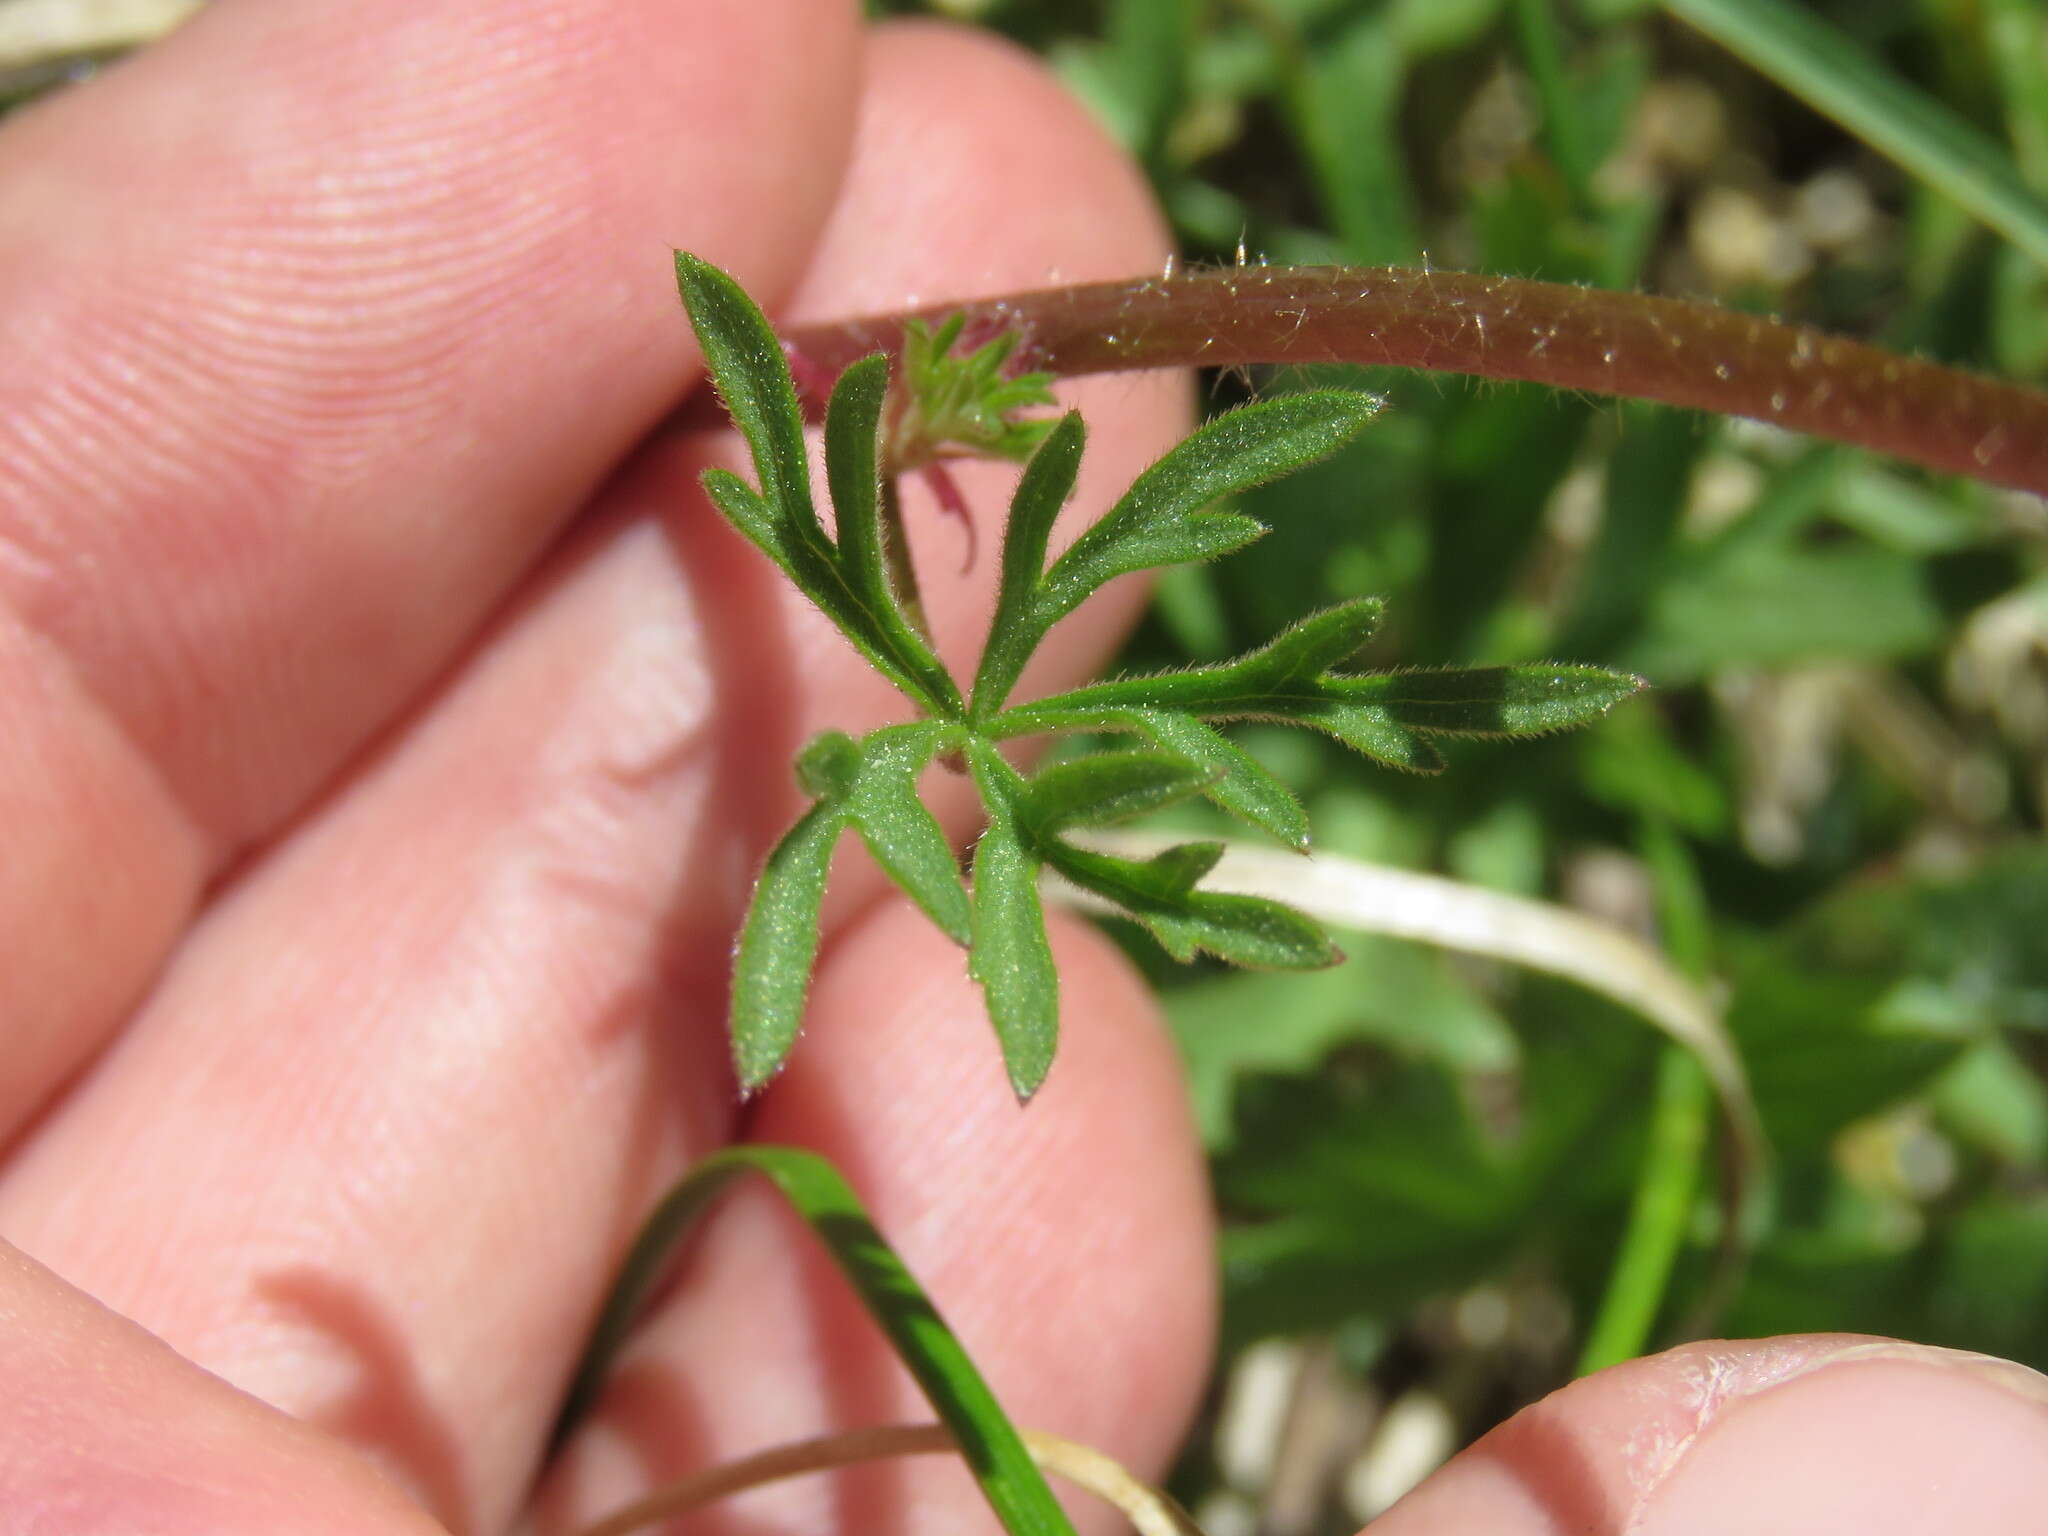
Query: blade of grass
[[1576, 1045, 1713, 1371], [1987, 0, 2048, 190], [1510, 0, 1601, 209], [1106, 0, 1196, 165], [554, 1145, 1078, 1536], [1662, 0, 2048, 269], [1572, 819, 1720, 1368], [1240, 0, 1421, 264]]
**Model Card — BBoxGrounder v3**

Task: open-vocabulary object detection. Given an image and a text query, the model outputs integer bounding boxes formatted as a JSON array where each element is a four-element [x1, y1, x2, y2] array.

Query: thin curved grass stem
[[570, 1424, 1203, 1536], [780, 266, 2048, 499]]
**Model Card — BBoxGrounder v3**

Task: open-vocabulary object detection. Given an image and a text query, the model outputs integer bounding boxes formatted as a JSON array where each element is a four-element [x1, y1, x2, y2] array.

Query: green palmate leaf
[[556, 1145, 1078, 1536], [676, 254, 1646, 1099], [731, 800, 847, 1091], [1312, 709, 1447, 774], [967, 743, 1062, 1099], [1020, 749, 1216, 830], [1119, 710, 1311, 848], [795, 729, 862, 799], [1007, 599, 1387, 724], [844, 724, 972, 945], [699, 468, 805, 577], [971, 392, 1384, 717]]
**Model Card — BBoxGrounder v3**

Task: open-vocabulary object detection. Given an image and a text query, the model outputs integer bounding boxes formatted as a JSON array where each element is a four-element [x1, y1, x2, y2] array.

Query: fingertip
[[1635, 1345, 2048, 1534], [1367, 1335, 2048, 1535]]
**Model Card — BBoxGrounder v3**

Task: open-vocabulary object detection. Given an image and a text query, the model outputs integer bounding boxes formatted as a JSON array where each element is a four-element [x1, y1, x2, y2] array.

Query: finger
[[532, 901, 1216, 1536], [1366, 1335, 2048, 1533], [0, 18, 1187, 1533], [0, 495, 780, 1536], [0, 1239, 445, 1536], [0, 0, 862, 1138]]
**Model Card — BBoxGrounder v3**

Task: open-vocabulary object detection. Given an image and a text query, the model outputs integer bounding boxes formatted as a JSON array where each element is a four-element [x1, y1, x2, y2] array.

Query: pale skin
[[0, 3, 2042, 1533]]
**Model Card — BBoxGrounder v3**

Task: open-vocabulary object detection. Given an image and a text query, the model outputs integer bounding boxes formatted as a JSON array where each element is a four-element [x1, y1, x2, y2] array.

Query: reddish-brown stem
[[781, 266, 2048, 501]]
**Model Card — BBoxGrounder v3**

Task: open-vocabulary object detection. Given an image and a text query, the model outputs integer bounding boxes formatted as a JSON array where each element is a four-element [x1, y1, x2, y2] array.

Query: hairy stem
[[781, 266, 2048, 500]]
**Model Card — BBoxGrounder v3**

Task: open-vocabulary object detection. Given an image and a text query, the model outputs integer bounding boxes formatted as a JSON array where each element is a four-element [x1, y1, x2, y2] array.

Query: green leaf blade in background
[[1662, 0, 2048, 268], [557, 1145, 1079, 1536], [1509, 0, 1602, 209], [1279, 7, 1424, 264]]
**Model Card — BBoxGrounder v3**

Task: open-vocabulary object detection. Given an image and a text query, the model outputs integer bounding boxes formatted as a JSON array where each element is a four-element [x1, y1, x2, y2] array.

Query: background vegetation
[[870, 1, 2048, 1528]]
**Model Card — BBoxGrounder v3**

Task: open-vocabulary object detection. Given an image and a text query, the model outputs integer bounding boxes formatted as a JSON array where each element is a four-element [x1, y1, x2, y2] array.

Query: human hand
[[0, 5, 1207, 1532], [4, 5, 2044, 1536]]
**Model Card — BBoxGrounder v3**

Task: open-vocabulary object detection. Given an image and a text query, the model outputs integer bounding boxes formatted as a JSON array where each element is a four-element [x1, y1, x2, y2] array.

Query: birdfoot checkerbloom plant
[[676, 253, 1642, 1100]]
